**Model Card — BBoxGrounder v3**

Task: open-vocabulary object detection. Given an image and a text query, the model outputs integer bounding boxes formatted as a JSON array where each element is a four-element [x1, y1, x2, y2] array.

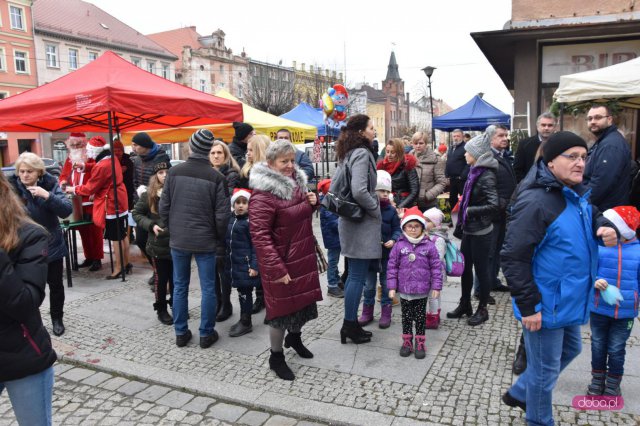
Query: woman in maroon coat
[[249, 139, 322, 381]]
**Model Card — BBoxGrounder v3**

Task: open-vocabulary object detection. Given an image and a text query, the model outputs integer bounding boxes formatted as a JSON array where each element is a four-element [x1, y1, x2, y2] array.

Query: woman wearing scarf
[[446, 133, 499, 326], [377, 138, 419, 210]]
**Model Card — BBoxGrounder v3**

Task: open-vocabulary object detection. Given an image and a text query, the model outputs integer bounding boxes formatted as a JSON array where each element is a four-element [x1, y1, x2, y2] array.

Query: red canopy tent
[[0, 50, 243, 281]]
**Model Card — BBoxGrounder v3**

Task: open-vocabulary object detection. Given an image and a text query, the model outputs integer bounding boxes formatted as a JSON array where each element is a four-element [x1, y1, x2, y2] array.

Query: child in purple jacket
[[388, 207, 443, 359]]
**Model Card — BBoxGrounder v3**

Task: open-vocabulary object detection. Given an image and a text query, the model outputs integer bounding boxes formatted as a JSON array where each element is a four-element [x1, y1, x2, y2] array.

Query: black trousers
[[491, 218, 507, 288], [461, 231, 494, 307], [136, 225, 152, 264], [152, 257, 173, 308], [449, 177, 464, 211], [47, 259, 65, 319], [215, 256, 232, 309]]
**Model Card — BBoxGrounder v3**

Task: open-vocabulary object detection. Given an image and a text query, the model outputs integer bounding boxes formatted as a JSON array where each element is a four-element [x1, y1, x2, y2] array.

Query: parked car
[[2, 157, 62, 178]]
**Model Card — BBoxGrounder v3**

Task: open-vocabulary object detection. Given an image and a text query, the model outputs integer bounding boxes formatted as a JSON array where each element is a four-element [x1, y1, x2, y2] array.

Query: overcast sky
[[89, 0, 514, 114]]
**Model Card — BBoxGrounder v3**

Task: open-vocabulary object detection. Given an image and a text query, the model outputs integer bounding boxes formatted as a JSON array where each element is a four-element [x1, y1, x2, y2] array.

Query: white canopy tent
[[554, 57, 640, 108]]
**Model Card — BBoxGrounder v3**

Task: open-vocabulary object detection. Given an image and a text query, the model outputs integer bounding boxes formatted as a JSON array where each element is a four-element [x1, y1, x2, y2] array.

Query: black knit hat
[[131, 132, 154, 149], [153, 161, 171, 174], [189, 129, 215, 156], [233, 122, 254, 141], [542, 131, 588, 164]]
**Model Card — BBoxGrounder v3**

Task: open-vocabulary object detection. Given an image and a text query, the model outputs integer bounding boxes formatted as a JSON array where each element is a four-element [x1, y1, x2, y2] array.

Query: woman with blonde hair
[[0, 171, 57, 425], [239, 135, 270, 188], [10, 152, 72, 336], [410, 131, 447, 211]]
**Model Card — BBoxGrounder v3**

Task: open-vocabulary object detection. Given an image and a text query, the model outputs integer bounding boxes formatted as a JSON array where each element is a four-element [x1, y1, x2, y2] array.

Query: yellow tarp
[[122, 90, 317, 144]]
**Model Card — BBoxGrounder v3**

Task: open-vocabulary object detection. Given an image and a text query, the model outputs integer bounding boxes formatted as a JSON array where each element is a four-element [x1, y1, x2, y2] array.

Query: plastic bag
[[601, 285, 624, 306]]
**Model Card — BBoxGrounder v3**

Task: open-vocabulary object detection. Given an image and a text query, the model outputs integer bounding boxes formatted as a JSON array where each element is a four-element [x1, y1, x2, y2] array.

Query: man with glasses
[[501, 131, 618, 425], [445, 129, 468, 213], [513, 112, 556, 182], [583, 104, 631, 211]]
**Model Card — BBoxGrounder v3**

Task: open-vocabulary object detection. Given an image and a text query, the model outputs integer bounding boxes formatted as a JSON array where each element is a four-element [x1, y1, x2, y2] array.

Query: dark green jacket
[[132, 191, 170, 259]]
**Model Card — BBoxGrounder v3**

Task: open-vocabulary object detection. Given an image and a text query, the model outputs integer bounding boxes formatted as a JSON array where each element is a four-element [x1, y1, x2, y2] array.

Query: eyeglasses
[[586, 115, 610, 122], [404, 223, 423, 230], [558, 153, 587, 163]]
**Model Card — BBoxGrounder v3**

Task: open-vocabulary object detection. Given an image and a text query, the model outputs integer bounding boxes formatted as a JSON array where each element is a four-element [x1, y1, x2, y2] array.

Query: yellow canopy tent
[[122, 90, 317, 144]]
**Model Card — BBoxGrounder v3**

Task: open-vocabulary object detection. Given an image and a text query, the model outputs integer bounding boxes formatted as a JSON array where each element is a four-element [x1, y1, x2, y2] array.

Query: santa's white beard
[[86, 145, 104, 159], [69, 148, 87, 163]]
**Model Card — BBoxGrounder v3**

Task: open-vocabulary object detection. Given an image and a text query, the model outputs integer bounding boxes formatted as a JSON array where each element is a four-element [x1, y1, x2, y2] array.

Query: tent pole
[[559, 103, 565, 131], [107, 111, 126, 282]]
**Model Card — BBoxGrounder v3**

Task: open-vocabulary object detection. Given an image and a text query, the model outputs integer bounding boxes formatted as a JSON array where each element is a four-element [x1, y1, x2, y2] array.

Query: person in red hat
[[59, 132, 103, 271], [65, 136, 129, 279], [586, 205, 640, 397]]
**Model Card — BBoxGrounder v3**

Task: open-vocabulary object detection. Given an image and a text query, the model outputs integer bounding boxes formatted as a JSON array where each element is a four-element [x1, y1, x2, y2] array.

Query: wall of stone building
[[512, 39, 539, 134], [512, 0, 634, 22], [367, 103, 386, 143]]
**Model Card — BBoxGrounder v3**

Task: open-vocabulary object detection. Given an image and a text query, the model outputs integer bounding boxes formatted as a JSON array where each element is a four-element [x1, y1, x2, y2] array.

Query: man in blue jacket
[[500, 131, 618, 426], [276, 129, 314, 181], [583, 104, 631, 211]]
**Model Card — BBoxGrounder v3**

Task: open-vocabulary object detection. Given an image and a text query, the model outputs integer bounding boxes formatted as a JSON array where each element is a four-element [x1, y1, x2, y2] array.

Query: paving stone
[[207, 402, 248, 422], [117, 380, 149, 396], [99, 377, 129, 391], [181, 396, 216, 414], [164, 408, 188, 422], [81, 372, 112, 386], [155, 390, 194, 409], [53, 363, 74, 375], [296, 421, 325, 426], [237, 410, 270, 426], [135, 385, 171, 402], [263, 415, 297, 426], [60, 367, 95, 382]]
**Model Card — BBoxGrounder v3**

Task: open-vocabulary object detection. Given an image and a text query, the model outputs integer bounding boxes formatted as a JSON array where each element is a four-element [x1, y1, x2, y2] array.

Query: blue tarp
[[281, 102, 345, 138], [432, 95, 511, 131]]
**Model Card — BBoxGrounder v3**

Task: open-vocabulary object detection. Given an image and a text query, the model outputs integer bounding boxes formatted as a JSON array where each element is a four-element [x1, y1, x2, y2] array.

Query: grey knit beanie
[[464, 133, 491, 160], [189, 129, 215, 156]]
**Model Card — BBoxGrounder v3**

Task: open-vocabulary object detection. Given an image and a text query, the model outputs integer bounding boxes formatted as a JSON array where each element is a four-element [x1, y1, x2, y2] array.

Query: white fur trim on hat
[[424, 207, 445, 227], [604, 209, 635, 240], [401, 206, 427, 229], [231, 189, 251, 207]]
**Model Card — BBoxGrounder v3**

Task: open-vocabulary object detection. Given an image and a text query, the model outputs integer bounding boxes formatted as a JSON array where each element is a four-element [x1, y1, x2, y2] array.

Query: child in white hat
[[423, 207, 447, 329]]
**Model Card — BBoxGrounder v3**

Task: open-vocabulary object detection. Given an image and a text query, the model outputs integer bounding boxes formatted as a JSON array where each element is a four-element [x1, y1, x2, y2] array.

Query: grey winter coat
[[412, 149, 447, 209], [337, 147, 382, 259]]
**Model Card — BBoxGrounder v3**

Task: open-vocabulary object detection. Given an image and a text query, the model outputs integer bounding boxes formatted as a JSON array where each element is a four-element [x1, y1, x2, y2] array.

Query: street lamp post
[[422, 66, 436, 148]]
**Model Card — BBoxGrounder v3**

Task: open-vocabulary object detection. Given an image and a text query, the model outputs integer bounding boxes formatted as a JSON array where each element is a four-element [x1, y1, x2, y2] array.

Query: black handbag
[[321, 151, 366, 221]]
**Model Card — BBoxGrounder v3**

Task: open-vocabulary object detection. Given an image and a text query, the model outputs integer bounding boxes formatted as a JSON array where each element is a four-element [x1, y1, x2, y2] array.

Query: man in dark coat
[[276, 128, 315, 181], [160, 129, 230, 349], [445, 129, 467, 211], [583, 104, 631, 211], [513, 112, 556, 182], [229, 122, 255, 168]]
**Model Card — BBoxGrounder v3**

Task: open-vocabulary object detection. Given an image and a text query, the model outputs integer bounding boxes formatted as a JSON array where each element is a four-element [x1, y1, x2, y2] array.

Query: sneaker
[[327, 287, 344, 298], [199, 330, 219, 349], [176, 330, 192, 347]]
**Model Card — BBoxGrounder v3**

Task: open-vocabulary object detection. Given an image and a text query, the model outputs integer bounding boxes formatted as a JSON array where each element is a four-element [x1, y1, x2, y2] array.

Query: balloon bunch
[[320, 84, 349, 122]]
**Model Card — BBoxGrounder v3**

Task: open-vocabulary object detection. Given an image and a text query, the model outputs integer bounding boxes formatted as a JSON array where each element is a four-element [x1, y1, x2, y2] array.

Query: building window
[[14, 50, 27, 73], [68, 48, 78, 69], [147, 61, 155, 74], [9, 5, 25, 30], [161, 63, 169, 79], [237, 84, 243, 99], [200, 79, 206, 92], [0, 48, 5, 71], [45, 44, 58, 67], [131, 57, 141, 67], [88, 51, 98, 62], [0, 92, 8, 100]]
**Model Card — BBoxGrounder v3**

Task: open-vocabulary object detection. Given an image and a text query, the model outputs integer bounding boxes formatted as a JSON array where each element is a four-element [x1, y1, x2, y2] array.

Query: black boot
[[52, 317, 65, 336], [512, 344, 527, 375], [468, 306, 489, 326], [154, 302, 173, 325], [216, 303, 233, 322], [587, 370, 606, 395], [252, 296, 265, 314], [357, 322, 373, 337], [604, 374, 622, 396], [502, 391, 526, 412], [269, 350, 294, 381], [284, 332, 313, 358], [446, 299, 473, 319], [229, 314, 253, 337], [340, 320, 371, 344]]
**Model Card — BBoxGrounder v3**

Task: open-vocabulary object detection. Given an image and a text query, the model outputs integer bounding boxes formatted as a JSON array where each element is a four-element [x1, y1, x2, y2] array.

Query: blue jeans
[[171, 249, 217, 337], [344, 258, 373, 321], [327, 248, 341, 289], [509, 325, 582, 426], [363, 259, 391, 306], [590, 312, 634, 376], [0, 366, 54, 425]]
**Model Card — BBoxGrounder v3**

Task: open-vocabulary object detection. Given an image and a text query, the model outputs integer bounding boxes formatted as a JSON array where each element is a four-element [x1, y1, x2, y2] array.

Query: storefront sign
[[542, 39, 640, 83]]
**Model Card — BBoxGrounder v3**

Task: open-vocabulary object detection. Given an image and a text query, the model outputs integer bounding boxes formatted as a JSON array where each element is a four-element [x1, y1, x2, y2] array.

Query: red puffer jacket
[[249, 162, 322, 320]]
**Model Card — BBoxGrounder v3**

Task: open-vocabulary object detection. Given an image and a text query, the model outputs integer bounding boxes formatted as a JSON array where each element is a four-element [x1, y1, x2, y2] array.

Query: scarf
[[377, 157, 403, 176], [380, 198, 392, 208], [402, 232, 425, 244], [139, 143, 160, 161], [459, 166, 487, 227]]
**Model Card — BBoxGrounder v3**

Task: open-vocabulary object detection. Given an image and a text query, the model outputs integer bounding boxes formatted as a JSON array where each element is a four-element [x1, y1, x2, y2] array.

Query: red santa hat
[[401, 206, 427, 229], [66, 132, 87, 147], [231, 188, 252, 206], [333, 84, 348, 98], [603, 206, 640, 240]]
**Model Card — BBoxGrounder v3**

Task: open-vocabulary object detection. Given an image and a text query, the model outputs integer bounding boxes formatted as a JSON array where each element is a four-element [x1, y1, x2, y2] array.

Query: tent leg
[[559, 103, 565, 131]]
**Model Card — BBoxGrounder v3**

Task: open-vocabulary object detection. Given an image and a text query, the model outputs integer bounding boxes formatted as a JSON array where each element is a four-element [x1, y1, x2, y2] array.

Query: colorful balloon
[[320, 91, 334, 120], [329, 84, 349, 122]]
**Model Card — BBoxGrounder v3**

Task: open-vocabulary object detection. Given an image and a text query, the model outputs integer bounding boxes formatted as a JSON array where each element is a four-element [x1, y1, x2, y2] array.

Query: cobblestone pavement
[[2, 218, 639, 425], [0, 363, 325, 426]]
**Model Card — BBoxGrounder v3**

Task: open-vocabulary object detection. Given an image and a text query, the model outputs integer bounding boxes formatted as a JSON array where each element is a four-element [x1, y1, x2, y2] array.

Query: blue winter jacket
[[501, 159, 615, 329], [10, 173, 72, 263], [380, 202, 401, 260], [225, 213, 260, 289], [590, 240, 640, 319], [319, 196, 340, 250]]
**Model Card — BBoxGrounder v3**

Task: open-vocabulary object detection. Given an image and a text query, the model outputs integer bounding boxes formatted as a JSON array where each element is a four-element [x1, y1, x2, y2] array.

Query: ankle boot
[[414, 335, 426, 359], [357, 322, 373, 337], [468, 306, 489, 326], [216, 303, 233, 322], [340, 320, 371, 344], [587, 370, 606, 395], [358, 304, 374, 326], [284, 332, 313, 358], [51, 317, 65, 336], [604, 374, 622, 396], [379, 305, 392, 329], [512, 344, 527, 375], [229, 313, 252, 337], [154, 302, 173, 325], [269, 350, 294, 381], [400, 334, 413, 357], [447, 300, 473, 319], [252, 296, 265, 314]]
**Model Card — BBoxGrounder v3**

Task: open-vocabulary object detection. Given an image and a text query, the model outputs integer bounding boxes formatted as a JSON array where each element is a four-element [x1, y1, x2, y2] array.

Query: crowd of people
[[1, 105, 638, 426]]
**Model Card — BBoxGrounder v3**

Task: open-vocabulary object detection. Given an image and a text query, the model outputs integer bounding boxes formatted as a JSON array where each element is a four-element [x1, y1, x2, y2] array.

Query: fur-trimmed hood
[[249, 162, 308, 200]]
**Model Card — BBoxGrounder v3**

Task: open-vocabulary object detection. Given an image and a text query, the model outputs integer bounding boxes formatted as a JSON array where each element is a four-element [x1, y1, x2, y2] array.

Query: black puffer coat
[[217, 164, 240, 194], [225, 213, 260, 289], [132, 191, 170, 259], [462, 153, 500, 234], [0, 222, 57, 382]]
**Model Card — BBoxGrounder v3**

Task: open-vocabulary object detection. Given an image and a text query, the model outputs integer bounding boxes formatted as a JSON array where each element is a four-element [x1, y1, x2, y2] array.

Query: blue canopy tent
[[432, 95, 511, 131], [281, 102, 344, 138]]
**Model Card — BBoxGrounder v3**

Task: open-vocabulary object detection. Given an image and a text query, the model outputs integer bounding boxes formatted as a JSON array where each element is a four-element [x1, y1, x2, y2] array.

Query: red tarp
[[0, 51, 243, 132]]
